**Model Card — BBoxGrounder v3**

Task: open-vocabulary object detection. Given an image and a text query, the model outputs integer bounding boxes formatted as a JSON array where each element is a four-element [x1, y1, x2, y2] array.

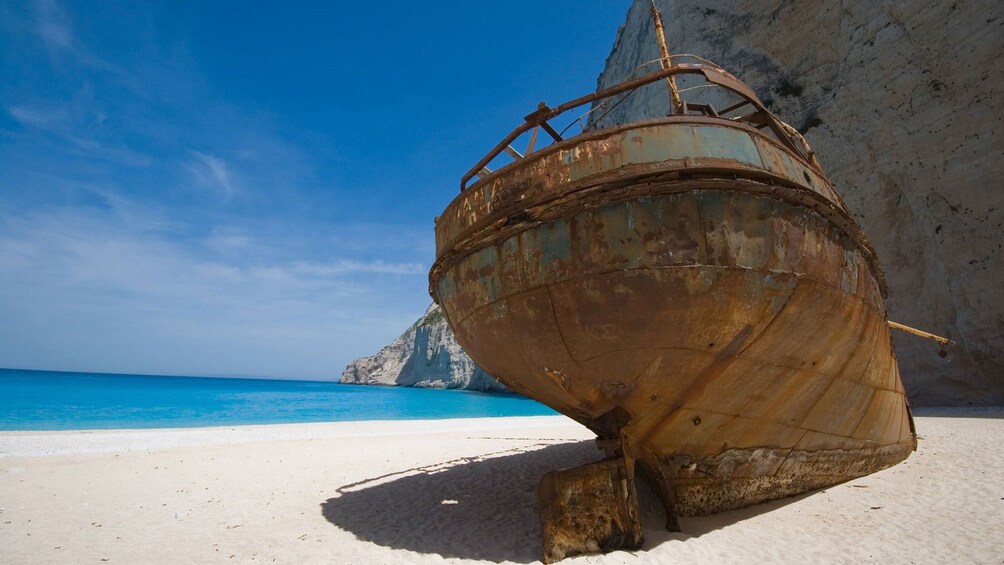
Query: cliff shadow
[[911, 407, 1004, 419], [319, 439, 810, 562]]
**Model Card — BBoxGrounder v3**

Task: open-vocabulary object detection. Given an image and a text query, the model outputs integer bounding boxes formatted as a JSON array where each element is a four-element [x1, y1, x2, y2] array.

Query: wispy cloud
[[0, 200, 402, 307], [31, 0, 115, 72], [35, 0, 73, 52], [291, 260, 426, 276], [188, 151, 237, 199], [1, 1, 438, 379], [7, 104, 69, 128], [0, 196, 428, 378], [7, 103, 153, 167], [65, 135, 153, 167], [203, 227, 252, 253]]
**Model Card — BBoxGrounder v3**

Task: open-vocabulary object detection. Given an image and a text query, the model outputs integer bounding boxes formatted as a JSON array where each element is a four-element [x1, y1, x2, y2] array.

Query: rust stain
[[429, 57, 913, 562]]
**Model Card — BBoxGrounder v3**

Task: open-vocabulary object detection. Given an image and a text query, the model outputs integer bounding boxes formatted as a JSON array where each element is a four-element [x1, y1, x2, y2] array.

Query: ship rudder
[[538, 457, 644, 563]]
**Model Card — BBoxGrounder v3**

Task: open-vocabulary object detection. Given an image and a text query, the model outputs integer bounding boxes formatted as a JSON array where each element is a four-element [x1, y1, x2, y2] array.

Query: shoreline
[[2, 406, 999, 456], [2, 410, 1002, 563], [0, 415, 578, 459]]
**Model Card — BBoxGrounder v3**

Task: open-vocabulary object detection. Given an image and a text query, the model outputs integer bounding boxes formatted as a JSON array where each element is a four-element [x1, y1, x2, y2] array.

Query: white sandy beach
[[2, 410, 1002, 564]]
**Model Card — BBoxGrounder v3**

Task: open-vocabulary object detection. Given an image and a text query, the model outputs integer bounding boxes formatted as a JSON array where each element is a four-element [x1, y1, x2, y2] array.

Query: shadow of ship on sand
[[320, 440, 812, 562]]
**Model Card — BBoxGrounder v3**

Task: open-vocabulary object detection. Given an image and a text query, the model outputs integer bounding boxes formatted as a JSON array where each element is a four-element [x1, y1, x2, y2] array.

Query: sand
[[1, 409, 1001, 564]]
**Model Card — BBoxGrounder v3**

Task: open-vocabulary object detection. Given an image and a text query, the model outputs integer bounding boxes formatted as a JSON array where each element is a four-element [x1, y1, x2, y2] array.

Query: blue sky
[[0, 0, 631, 380]]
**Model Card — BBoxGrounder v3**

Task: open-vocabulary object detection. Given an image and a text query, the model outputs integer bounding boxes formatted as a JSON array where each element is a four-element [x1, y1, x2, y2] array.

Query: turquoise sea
[[0, 368, 556, 430]]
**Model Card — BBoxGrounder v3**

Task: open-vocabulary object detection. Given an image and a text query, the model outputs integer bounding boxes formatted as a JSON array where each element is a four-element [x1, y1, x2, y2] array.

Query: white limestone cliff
[[340, 303, 509, 392]]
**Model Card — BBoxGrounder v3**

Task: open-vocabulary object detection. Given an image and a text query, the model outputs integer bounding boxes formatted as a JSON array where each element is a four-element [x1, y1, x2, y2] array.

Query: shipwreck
[[428, 5, 944, 562]]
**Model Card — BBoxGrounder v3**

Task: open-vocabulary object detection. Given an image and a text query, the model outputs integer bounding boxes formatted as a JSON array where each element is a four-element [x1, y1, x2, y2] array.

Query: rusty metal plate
[[430, 71, 913, 550]]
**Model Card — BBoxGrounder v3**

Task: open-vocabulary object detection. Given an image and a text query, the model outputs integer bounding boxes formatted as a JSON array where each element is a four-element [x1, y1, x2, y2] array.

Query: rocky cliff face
[[593, 0, 1003, 405], [340, 303, 509, 392]]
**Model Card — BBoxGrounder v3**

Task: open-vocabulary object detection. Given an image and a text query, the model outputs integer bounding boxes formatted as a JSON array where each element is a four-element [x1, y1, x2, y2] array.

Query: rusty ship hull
[[429, 61, 914, 559]]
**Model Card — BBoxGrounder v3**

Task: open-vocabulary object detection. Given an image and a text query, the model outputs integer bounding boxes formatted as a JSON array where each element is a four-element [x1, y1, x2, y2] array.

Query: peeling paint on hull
[[431, 117, 914, 538]]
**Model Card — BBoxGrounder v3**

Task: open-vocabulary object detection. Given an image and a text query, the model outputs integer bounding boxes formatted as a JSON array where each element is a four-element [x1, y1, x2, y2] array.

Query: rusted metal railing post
[[887, 321, 953, 346], [650, 0, 683, 113]]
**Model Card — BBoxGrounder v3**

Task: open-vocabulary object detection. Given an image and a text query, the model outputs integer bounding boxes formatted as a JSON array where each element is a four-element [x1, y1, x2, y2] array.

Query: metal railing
[[460, 61, 820, 191]]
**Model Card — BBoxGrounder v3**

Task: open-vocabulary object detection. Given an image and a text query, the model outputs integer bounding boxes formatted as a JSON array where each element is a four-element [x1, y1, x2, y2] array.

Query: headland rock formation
[[340, 304, 508, 392]]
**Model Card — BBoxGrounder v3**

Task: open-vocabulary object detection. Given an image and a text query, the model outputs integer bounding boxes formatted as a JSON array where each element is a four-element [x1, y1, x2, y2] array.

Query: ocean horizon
[[0, 367, 556, 431]]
